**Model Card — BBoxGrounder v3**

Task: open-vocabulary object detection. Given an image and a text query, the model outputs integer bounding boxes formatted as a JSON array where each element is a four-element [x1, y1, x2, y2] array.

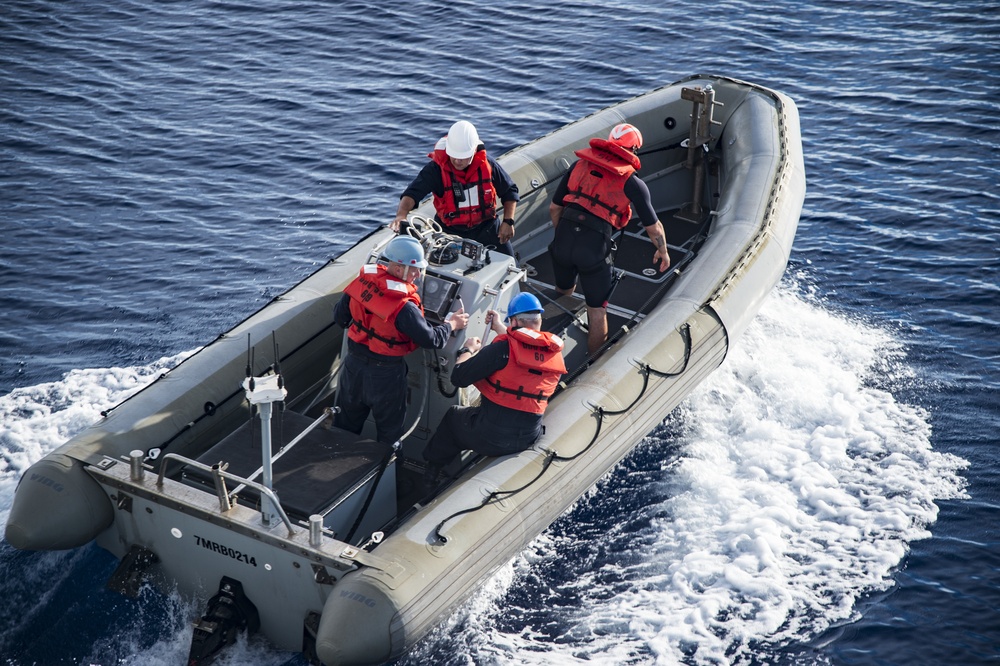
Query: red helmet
[[608, 123, 643, 151]]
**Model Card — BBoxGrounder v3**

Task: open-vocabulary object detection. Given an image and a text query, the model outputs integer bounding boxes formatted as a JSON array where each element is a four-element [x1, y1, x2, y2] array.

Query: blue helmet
[[506, 292, 543, 320], [381, 235, 427, 269]]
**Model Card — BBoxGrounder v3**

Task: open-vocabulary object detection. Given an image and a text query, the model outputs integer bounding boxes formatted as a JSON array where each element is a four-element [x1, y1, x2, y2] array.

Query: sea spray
[[408, 286, 968, 665]]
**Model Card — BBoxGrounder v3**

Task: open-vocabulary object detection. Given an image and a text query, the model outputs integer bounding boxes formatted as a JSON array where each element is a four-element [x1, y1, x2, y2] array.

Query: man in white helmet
[[332, 235, 469, 445], [391, 120, 520, 257], [548, 123, 670, 355]]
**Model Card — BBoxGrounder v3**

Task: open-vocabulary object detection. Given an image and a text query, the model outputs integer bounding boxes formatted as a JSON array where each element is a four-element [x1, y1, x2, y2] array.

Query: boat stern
[[5, 453, 113, 550], [87, 454, 364, 654]]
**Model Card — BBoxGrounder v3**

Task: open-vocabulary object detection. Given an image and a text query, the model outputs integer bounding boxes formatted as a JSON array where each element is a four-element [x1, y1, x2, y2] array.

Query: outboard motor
[[187, 577, 260, 666]]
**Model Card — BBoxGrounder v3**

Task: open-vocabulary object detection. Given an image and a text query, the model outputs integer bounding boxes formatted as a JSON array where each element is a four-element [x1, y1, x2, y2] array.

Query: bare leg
[[586, 305, 608, 355], [557, 285, 575, 297]]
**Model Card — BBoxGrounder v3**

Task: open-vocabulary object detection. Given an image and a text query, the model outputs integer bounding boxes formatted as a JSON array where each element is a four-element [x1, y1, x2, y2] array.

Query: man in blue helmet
[[332, 235, 469, 445], [421, 292, 566, 494]]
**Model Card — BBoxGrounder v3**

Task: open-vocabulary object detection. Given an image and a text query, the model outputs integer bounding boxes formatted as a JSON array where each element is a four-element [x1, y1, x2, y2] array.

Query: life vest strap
[[350, 320, 405, 347], [484, 378, 549, 402], [562, 207, 613, 236]]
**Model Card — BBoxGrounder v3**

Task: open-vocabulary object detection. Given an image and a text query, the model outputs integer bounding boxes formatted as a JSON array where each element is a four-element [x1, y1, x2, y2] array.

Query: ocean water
[[2, 1, 997, 665]]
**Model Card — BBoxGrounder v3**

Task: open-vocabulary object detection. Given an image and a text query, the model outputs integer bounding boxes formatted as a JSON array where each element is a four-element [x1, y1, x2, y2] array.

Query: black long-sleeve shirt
[[401, 155, 520, 211], [451, 338, 542, 431]]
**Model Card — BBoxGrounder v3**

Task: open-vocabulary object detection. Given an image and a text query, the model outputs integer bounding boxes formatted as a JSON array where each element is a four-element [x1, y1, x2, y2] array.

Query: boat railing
[[155, 452, 297, 537], [228, 408, 333, 497]]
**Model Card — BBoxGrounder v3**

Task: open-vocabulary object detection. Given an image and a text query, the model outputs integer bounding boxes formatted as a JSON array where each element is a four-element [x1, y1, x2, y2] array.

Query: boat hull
[[6, 74, 804, 666], [315, 75, 804, 663], [5, 453, 113, 550], [317, 306, 727, 665]]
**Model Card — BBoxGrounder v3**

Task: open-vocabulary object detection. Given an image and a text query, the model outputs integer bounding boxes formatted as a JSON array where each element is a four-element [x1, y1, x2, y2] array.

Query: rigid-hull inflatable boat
[[6, 74, 805, 665]]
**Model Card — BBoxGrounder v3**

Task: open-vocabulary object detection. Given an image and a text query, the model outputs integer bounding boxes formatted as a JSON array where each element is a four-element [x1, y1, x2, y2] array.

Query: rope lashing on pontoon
[[592, 322, 692, 417], [431, 323, 692, 543]]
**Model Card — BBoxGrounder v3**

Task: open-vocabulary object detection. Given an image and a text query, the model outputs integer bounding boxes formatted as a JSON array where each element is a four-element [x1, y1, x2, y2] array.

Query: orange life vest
[[474, 328, 567, 414], [562, 137, 642, 230], [345, 264, 422, 356], [430, 147, 498, 228]]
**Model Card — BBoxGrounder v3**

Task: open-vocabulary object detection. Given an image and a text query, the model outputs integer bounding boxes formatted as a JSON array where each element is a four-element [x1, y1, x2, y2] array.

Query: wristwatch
[[502, 217, 515, 227]]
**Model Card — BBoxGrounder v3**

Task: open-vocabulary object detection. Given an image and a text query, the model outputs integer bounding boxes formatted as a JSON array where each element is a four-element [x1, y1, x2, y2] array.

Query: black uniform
[[422, 338, 544, 467], [332, 294, 451, 445], [549, 163, 659, 308]]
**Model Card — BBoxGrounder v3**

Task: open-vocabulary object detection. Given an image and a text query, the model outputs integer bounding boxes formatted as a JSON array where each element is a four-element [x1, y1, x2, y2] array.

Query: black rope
[[431, 323, 692, 543], [552, 407, 606, 463], [605, 368, 651, 418], [529, 284, 588, 331], [637, 140, 686, 156], [601, 323, 692, 417], [559, 269, 683, 388], [433, 451, 558, 543], [345, 443, 395, 545]]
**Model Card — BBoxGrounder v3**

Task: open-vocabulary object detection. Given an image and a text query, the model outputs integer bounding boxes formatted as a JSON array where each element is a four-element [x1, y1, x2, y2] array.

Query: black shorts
[[549, 216, 613, 308]]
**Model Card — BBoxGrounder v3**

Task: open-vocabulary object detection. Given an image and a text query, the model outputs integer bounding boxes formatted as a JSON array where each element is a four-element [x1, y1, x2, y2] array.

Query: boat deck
[[182, 411, 395, 542], [175, 207, 714, 543], [521, 207, 708, 373], [391, 207, 712, 520]]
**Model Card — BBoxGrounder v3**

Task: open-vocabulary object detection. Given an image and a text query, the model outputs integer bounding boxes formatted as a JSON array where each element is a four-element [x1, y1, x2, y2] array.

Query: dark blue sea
[[2, 1, 997, 664]]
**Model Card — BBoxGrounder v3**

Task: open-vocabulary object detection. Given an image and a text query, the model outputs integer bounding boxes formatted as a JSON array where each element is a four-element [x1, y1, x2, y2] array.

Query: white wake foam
[[418, 285, 968, 665], [0, 285, 969, 665], [0, 353, 190, 517]]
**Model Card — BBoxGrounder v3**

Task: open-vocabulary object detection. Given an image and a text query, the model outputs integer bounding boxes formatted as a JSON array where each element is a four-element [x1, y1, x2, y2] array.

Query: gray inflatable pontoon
[[6, 74, 805, 665]]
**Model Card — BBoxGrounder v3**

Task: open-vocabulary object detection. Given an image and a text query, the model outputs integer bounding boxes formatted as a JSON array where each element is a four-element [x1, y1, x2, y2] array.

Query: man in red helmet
[[548, 123, 670, 355], [390, 120, 520, 257], [420, 292, 566, 496]]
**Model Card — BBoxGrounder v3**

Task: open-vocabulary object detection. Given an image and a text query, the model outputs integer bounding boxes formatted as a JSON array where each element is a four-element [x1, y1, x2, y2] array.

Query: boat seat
[[181, 411, 391, 528]]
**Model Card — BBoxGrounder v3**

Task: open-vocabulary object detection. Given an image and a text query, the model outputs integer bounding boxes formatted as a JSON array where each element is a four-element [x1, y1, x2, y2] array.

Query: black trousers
[[423, 401, 542, 467], [333, 352, 408, 445]]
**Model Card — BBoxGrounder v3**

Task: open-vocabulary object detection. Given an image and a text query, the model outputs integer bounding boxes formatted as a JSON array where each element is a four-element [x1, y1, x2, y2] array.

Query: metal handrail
[[156, 453, 297, 537], [229, 408, 333, 497]]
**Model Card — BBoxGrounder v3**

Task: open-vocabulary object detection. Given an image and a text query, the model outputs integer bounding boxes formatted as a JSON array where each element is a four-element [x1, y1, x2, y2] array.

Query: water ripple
[[1, 1, 998, 663]]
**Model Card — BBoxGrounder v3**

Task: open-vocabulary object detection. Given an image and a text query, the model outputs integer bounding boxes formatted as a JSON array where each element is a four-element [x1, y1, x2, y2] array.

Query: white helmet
[[445, 120, 480, 160]]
